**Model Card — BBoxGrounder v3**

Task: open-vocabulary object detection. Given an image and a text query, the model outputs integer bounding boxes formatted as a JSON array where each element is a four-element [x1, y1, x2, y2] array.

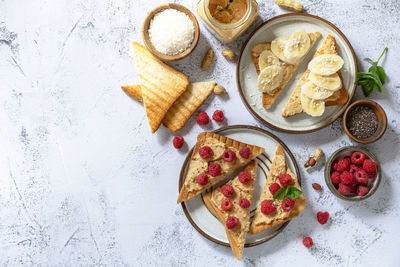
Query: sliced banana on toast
[[271, 37, 290, 63], [257, 65, 284, 94], [301, 93, 325, 117], [283, 30, 311, 65], [258, 50, 280, 70], [308, 72, 342, 91], [301, 81, 334, 100], [308, 54, 344, 76]]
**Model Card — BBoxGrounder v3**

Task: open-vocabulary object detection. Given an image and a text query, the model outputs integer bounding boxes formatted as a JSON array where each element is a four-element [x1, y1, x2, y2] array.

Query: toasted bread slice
[[177, 132, 264, 203], [131, 42, 189, 133], [121, 85, 143, 102], [121, 81, 216, 132], [251, 32, 321, 108], [203, 161, 257, 260], [282, 35, 348, 117], [250, 145, 306, 234]]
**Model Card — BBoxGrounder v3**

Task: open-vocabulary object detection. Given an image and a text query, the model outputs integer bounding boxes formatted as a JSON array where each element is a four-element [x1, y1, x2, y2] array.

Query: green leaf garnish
[[273, 185, 303, 200], [355, 47, 388, 97]]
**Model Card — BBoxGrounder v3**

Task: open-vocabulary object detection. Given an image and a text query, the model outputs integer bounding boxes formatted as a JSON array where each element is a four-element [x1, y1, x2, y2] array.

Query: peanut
[[214, 85, 226, 96], [308, 158, 316, 167], [201, 48, 214, 71], [312, 183, 322, 191], [274, 0, 304, 12], [222, 50, 236, 60]]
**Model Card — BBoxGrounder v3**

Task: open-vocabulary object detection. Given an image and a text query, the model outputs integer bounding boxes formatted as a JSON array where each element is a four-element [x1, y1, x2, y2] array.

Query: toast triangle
[[282, 34, 348, 117], [250, 145, 306, 234], [177, 132, 264, 203], [131, 42, 189, 133], [203, 161, 257, 260]]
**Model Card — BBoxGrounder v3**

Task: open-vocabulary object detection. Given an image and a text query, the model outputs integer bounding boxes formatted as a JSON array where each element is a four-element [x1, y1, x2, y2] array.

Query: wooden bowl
[[142, 3, 200, 61], [342, 99, 387, 144], [324, 146, 381, 201]]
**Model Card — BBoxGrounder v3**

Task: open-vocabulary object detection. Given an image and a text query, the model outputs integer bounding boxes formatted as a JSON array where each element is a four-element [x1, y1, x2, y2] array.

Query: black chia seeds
[[346, 105, 378, 139]]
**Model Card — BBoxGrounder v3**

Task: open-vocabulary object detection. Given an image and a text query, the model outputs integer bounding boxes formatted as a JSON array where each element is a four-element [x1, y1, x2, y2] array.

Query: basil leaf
[[286, 186, 303, 200], [273, 186, 289, 200], [364, 57, 377, 69], [376, 66, 386, 84]]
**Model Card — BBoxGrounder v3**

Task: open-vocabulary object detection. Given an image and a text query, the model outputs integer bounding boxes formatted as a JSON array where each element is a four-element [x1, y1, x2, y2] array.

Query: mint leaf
[[273, 186, 289, 200], [273, 185, 303, 200], [376, 66, 386, 83]]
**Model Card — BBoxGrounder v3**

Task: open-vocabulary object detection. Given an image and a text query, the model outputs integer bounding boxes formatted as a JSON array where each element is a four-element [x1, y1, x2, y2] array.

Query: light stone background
[[0, 0, 399, 266]]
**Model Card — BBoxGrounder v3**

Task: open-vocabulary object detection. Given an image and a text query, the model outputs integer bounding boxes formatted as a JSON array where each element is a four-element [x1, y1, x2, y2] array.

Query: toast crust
[[203, 161, 257, 260], [177, 132, 264, 203], [131, 42, 189, 133], [250, 145, 306, 234], [282, 34, 348, 117], [121, 82, 216, 132], [251, 32, 321, 109]]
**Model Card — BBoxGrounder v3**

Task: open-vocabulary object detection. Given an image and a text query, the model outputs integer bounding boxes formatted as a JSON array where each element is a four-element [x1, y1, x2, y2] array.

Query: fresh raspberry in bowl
[[325, 147, 381, 201]]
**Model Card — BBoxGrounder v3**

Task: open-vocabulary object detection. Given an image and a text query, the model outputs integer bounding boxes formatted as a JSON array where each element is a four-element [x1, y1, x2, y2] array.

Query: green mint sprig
[[355, 47, 388, 97], [273, 185, 302, 200]]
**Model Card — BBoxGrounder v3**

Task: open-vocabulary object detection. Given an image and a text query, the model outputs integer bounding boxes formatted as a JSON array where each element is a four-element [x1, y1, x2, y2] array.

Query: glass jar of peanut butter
[[197, 0, 258, 43]]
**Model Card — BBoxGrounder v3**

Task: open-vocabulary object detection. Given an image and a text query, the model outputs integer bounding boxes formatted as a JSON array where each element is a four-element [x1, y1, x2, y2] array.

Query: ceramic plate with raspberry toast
[[203, 161, 257, 260], [250, 145, 306, 234], [179, 125, 300, 248], [177, 132, 264, 203]]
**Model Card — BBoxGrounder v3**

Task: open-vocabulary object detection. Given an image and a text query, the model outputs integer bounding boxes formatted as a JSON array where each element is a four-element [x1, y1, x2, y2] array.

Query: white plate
[[179, 125, 300, 247], [237, 14, 357, 133]]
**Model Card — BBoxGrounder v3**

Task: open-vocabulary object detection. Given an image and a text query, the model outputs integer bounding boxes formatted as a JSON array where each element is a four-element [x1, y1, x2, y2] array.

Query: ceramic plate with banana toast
[[179, 125, 301, 252], [237, 14, 357, 133]]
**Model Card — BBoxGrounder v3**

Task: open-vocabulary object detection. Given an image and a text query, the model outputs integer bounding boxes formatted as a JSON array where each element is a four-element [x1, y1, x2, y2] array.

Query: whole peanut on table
[[275, 0, 304, 12]]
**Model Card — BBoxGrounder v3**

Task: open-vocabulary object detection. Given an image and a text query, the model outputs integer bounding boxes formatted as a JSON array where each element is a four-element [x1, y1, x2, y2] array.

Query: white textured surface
[[0, 0, 399, 266]]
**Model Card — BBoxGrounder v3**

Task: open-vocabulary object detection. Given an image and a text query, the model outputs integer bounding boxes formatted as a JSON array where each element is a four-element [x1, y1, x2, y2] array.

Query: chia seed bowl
[[342, 99, 387, 144]]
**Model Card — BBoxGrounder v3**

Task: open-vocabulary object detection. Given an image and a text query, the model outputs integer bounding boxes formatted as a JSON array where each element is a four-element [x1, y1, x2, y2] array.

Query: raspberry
[[367, 171, 377, 179], [199, 146, 213, 159], [317, 211, 329, 224], [196, 173, 208, 185], [239, 198, 250, 209], [349, 181, 357, 193], [363, 159, 377, 173], [269, 183, 281, 195], [261, 200, 276, 214], [354, 169, 368, 185], [331, 171, 341, 185], [239, 147, 251, 159], [312, 183, 322, 191], [282, 198, 295, 211], [212, 110, 224, 122], [351, 151, 366, 165], [303, 237, 313, 248], [238, 171, 251, 184], [221, 185, 235, 198], [332, 161, 340, 171], [222, 149, 236, 162], [172, 136, 184, 149], [349, 164, 360, 173], [340, 171, 354, 185], [226, 216, 239, 229], [357, 185, 369, 196], [338, 183, 351, 195], [221, 198, 233, 211], [337, 158, 350, 172], [279, 174, 292, 187], [196, 111, 209, 125], [208, 163, 221, 177]]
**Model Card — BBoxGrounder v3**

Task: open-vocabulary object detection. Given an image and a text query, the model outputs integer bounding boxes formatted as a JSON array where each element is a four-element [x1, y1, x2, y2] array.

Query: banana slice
[[301, 81, 334, 100], [301, 93, 325, 117], [308, 72, 342, 91], [308, 54, 344, 76], [271, 37, 290, 63], [258, 50, 280, 70], [257, 65, 284, 94], [283, 30, 311, 65]]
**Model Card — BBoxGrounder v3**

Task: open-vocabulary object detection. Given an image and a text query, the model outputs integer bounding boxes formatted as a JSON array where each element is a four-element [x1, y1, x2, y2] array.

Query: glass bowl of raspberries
[[324, 146, 381, 201]]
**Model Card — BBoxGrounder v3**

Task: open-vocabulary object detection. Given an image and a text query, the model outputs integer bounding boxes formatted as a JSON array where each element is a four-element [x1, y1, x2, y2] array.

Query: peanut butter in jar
[[197, 0, 258, 43]]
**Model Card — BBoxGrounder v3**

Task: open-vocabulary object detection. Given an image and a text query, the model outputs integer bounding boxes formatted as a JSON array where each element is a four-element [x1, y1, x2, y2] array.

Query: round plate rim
[[178, 125, 301, 247], [236, 13, 358, 133]]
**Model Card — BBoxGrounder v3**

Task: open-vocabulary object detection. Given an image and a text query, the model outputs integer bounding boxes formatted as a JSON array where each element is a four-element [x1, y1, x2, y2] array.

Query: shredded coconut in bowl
[[148, 9, 195, 55]]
